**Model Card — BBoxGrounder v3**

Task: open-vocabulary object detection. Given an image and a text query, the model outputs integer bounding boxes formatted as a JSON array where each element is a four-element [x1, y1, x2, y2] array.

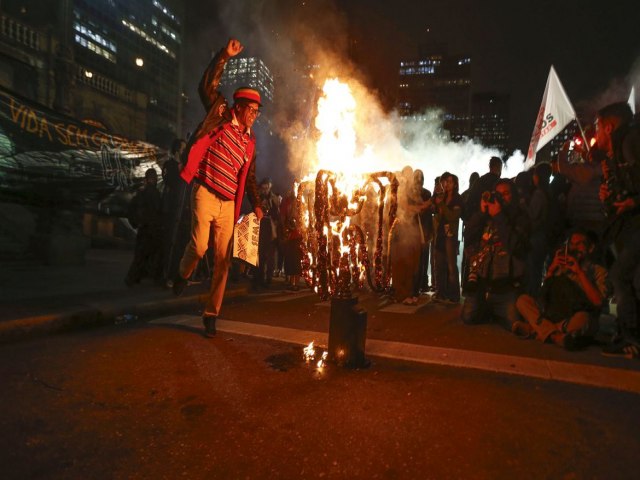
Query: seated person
[[513, 229, 609, 350]]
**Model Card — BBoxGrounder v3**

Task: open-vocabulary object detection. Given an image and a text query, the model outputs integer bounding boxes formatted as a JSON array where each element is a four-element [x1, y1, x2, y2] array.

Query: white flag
[[629, 86, 636, 115], [526, 66, 577, 162]]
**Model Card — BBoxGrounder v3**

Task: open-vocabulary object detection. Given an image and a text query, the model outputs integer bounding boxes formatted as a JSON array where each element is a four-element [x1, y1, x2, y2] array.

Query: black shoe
[[172, 275, 187, 296], [202, 315, 217, 338], [561, 332, 592, 351], [511, 321, 535, 339], [561, 332, 579, 351]]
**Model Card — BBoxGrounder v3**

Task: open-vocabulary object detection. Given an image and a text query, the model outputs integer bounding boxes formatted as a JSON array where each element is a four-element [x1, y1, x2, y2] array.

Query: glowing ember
[[303, 341, 316, 362], [303, 341, 328, 368], [317, 351, 328, 368]]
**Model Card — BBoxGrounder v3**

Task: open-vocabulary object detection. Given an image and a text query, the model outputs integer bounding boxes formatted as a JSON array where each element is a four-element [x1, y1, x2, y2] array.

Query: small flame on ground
[[317, 351, 328, 368], [303, 341, 315, 362], [303, 341, 328, 368]]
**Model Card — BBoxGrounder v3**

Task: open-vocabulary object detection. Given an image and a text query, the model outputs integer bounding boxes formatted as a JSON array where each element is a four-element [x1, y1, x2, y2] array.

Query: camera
[[466, 244, 490, 289], [481, 190, 503, 204]]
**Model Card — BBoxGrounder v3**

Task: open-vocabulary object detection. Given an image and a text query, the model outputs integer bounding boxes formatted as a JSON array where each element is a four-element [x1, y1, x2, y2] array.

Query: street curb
[[0, 286, 249, 345], [211, 319, 640, 394]]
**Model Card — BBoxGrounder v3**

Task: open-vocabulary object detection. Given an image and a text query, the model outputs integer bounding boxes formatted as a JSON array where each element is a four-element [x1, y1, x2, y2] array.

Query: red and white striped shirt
[[195, 117, 252, 200]]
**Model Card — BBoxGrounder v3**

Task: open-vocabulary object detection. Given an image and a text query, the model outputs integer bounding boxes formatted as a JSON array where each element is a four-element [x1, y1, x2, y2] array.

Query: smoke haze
[[183, 0, 527, 194]]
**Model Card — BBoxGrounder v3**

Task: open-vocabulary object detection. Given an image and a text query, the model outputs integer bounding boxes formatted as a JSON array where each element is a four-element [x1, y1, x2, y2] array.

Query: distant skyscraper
[[221, 57, 274, 105], [398, 44, 472, 141], [471, 92, 510, 153]]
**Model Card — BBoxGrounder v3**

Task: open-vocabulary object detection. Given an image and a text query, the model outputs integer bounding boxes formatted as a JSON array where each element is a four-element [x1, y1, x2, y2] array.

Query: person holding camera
[[461, 179, 529, 330], [596, 101, 640, 358], [513, 230, 609, 350]]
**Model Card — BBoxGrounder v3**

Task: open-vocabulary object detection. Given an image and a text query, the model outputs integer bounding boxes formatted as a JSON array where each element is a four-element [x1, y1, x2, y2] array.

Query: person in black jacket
[[462, 156, 503, 223], [461, 179, 530, 330], [252, 178, 280, 291], [125, 168, 163, 286], [596, 101, 640, 357], [162, 138, 186, 284]]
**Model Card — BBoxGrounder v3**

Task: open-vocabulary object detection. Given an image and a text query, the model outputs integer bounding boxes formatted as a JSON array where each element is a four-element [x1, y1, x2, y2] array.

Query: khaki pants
[[179, 184, 235, 317], [516, 294, 593, 343]]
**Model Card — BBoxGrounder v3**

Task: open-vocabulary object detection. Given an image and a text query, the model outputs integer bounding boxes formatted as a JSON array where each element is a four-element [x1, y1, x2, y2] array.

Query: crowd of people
[[122, 39, 639, 356], [388, 101, 640, 358]]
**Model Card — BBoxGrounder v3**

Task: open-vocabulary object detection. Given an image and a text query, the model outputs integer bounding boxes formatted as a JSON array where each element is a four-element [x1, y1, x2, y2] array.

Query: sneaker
[[202, 315, 217, 338], [560, 332, 580, 351], [602, 337, 640, 358], [511, 321, 534, 339], [172, 275, 187, 296]]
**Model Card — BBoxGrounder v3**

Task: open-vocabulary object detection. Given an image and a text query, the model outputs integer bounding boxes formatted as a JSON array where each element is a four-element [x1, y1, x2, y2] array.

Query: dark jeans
[[254, 238, 277, 287], [461, 284, 519, 331], [610, 227, 640, 332], [126, 226, 163, 284], [434, 238, 460, 301]]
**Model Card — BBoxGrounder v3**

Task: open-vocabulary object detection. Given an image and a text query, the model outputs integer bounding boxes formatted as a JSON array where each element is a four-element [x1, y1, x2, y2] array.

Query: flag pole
[[575, 116, 590, 154]]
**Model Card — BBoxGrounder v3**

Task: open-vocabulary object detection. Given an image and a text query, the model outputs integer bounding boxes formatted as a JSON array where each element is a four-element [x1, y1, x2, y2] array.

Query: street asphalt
[[1, 247, 639, 393]]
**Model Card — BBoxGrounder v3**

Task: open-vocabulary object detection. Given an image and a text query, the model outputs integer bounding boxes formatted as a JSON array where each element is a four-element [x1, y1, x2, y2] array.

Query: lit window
[[75, 34, 116, 62], [74, 22, 116, 52], [152, 0, 180, 24], [122, 19, 176, 58]]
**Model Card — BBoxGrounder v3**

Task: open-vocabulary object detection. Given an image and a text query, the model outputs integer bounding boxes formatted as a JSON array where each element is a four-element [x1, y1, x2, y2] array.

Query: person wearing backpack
[[171, 38, 264, 338], [513, 229, 609, 350]]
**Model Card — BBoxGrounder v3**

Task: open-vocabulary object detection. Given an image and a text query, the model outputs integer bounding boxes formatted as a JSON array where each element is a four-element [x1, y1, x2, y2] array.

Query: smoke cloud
[[578, 56, 640, 119], [188, 0, 527, 194]]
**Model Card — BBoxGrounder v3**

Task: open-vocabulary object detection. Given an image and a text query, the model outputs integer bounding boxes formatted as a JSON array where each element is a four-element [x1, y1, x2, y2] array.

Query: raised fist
[[226, 38, 243, 57]]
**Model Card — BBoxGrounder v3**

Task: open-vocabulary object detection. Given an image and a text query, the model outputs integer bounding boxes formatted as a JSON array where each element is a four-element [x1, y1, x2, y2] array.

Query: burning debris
[[291, 79, 407, 300], [297, 169, 399, 300], [303, 341, 316, 362], [303, 341, 328, 369]]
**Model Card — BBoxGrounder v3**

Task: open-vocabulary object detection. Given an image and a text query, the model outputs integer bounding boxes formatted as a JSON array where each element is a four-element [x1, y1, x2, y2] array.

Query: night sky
[[183, 0, 640, 153]]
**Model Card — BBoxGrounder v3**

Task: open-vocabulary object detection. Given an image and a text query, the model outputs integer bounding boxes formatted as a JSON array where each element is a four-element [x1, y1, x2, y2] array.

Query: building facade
[[0, 0, 184, 147], [398, 44, 472, 142], [471, 92, 510, 153]]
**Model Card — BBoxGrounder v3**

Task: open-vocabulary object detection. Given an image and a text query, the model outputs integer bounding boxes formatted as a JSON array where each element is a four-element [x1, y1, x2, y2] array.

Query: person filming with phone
[[513, 229, 610, 350]]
